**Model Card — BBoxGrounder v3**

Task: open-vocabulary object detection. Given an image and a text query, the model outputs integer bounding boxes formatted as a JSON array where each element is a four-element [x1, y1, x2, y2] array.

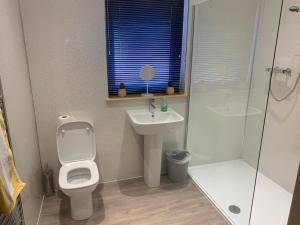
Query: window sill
[[106, 93, 187, 102]]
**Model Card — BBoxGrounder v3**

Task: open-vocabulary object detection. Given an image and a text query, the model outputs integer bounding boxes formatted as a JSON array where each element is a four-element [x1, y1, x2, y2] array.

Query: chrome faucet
[[149, 99, 156, 114]]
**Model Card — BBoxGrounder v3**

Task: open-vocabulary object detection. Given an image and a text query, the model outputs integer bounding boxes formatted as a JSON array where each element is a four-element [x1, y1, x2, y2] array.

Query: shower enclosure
[[187, 0, 299, 224]]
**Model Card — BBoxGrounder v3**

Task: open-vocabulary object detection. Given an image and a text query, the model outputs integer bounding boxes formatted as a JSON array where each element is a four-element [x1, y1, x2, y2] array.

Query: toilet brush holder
[[42, 166, 55, 197]]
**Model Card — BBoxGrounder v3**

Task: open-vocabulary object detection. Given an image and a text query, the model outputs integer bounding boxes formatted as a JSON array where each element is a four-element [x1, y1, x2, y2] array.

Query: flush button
[[61, 129, 65, 137]]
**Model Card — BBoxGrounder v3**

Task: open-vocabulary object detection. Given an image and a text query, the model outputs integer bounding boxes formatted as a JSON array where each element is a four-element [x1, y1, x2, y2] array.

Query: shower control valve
[[265, 66, 292, 77]]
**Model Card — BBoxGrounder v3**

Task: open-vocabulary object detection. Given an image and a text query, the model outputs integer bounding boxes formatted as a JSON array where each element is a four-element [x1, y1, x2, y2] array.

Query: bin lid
[[166, 150, 191, 164]]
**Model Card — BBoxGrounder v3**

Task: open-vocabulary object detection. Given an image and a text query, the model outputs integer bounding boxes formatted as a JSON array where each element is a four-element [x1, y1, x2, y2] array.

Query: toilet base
[[70, 193, 93, 220]]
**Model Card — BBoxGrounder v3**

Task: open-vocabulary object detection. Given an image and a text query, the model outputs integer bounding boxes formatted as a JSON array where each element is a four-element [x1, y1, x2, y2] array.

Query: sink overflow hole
[[228, 205, 241, 214]]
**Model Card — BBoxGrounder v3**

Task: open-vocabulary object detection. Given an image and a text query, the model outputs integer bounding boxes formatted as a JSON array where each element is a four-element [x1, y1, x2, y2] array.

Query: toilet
[[56, 119, 99, 220]]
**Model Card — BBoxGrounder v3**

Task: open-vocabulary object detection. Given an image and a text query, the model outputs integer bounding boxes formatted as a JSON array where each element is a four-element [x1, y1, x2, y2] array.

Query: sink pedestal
[[127, 108, 184, 188], [144, 135, 163, 187]]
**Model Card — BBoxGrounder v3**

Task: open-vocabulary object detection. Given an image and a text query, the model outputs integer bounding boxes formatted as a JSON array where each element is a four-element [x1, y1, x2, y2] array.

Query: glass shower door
[[250, 0, 300, 224], [186, 0, 283, 224]]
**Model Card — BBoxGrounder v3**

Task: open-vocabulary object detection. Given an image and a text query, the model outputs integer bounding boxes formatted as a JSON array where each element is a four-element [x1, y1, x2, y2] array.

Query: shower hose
[[270, 71, 300, 102]]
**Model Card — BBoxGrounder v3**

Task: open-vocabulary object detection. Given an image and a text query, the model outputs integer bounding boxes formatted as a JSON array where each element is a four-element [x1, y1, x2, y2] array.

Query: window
[[105, 0, 187, 97]]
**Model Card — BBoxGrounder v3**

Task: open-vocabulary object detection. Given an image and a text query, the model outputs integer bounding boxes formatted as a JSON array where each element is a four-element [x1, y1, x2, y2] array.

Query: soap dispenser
[[161, 96, 168, 112]]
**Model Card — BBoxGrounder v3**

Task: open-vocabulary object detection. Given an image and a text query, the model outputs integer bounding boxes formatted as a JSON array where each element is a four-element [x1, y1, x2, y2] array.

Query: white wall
[[0, 0, 42, 224], [19, 0, 187, 186]]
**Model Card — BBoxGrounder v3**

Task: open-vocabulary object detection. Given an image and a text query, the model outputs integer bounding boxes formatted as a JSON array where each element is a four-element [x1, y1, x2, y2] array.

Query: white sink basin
[[127, 108, 184, 187], [127, 108, 184, 135]]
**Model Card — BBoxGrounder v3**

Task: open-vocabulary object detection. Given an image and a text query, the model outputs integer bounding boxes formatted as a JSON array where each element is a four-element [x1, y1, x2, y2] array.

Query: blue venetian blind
[[105, 0, 185, 96]]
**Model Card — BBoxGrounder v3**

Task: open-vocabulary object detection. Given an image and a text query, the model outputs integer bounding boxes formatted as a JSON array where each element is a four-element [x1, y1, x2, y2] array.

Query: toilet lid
[[57, 121, 96, 164]]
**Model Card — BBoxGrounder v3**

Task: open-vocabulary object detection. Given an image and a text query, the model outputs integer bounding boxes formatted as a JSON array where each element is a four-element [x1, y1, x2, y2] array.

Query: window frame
[[105, 0, 188, 99]]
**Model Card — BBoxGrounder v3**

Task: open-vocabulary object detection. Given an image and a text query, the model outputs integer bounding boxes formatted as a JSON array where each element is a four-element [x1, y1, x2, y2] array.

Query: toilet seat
[[59, 161, 99, 190], [57, 121, 96, 165]]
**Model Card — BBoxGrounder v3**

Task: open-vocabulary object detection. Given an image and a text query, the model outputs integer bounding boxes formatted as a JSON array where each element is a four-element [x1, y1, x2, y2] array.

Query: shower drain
[[228, 205, 241, 214]]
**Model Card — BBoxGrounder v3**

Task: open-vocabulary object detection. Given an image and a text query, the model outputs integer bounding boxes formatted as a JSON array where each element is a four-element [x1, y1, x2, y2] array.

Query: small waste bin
[[166, 150, 191, 182]]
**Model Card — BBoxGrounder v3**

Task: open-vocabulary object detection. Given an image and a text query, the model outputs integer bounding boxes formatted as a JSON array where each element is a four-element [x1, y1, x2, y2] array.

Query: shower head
[[289, 6, 300, 13]]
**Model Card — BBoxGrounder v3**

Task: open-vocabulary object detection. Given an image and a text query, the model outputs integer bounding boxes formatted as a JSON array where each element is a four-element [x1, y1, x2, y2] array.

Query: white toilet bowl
[[59, 161, 99, 220], [56, 119, 99, 220]]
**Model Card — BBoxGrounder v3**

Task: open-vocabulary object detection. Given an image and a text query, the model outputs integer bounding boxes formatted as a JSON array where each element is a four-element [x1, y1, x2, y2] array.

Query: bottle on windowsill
[[161, 96, 168, 112]]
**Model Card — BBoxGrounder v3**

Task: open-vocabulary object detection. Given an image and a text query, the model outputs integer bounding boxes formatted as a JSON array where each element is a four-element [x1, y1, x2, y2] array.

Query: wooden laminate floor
[[39, 176, 229, 225]]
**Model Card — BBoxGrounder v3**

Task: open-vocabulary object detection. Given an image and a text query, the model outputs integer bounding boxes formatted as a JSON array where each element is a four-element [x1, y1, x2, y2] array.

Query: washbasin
[[127, 107, 184, 187], [127, 108, 184, 135]]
